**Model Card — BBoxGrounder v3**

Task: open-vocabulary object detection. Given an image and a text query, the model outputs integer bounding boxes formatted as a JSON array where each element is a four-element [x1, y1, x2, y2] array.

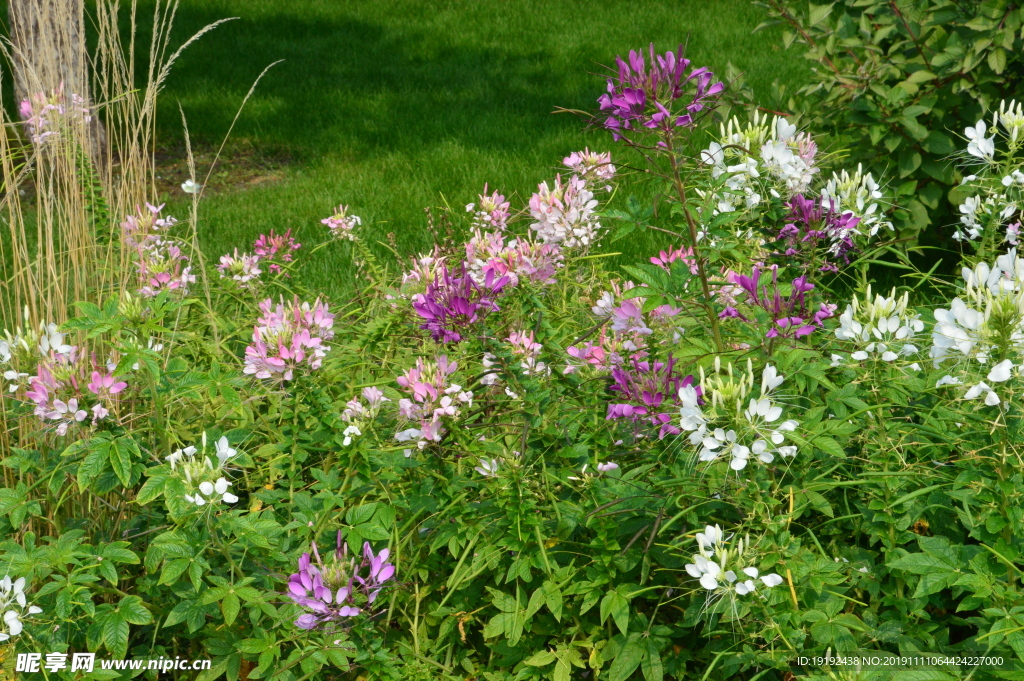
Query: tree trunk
[[7, 0, 107, 164]]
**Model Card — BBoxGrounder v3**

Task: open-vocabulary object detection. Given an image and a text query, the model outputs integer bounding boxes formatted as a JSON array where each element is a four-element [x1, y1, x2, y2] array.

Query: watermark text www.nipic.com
[[16, 653, 212, 674]]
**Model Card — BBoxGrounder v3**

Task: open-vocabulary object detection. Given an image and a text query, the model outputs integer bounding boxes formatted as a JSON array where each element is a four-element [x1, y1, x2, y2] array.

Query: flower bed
[[2, 46, 1024, 681]]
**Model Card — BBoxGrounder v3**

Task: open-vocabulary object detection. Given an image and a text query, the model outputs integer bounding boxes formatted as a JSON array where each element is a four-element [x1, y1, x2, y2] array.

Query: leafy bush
[[4, 42, 1024, 681], [755, 0, 1024, 241]]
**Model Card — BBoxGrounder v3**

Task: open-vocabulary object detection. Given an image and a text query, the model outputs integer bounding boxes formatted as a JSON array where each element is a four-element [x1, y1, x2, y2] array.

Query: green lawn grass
[[44, 1, 812, 300]]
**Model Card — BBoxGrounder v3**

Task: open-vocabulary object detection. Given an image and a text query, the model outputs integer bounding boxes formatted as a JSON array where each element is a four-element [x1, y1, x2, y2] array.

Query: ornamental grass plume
[[243, 297, 335, 381], [287, 533, 395, 630], [598, 44, 723, 141], [412, 263, 509, 343]]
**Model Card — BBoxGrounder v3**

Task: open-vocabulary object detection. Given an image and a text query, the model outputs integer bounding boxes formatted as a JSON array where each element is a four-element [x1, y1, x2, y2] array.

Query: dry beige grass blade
[[0, 0, 234, 332]]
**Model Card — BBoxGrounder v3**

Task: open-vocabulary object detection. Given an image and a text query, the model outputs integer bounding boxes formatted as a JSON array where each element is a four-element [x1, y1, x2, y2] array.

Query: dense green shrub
[[755, 0, 1024, 241]]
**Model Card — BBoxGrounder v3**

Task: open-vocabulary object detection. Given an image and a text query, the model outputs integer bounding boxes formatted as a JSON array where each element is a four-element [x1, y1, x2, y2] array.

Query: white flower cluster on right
[[932, 250, 1024, 407], [684, 525, 783, 599], [831, 286, 924, 369], [678, 360, 799, 471]]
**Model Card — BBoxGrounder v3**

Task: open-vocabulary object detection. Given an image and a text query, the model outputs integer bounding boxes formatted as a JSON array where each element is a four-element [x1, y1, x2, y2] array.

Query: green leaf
[[642, 639, 664, 681], [118, 596, 153, 625], [221, 593, 240, 626], [988, 48, 1007, 74], [102, 612, 130, 658], [608, 637, 644, 681], [523, 650, 557, 667], [600, 590, 630, 636], [898, 151, 922, 177], [808, 2, 834, 26], [813, 436, 846, 458], [108, 437, 138, 487]]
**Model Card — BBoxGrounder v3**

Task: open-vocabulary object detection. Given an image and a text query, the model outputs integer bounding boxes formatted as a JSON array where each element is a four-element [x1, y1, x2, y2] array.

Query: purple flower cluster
[[777, 195, 861, 272], [725, 267, 834, 339], [607, 356, 700, 439], [412, 263, 510, 343], [598, 44, 723, 141], [288, 533, 395, 630]]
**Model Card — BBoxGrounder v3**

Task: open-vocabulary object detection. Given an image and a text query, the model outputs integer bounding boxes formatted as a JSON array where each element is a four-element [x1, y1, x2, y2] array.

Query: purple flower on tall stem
[[778, 194, 861, 269], [287, 532, 396, 631], [730, 266, 834, 339], [412, 263, 510, 343], [598, 44, 724, 140], [607, 356, 700, 439]]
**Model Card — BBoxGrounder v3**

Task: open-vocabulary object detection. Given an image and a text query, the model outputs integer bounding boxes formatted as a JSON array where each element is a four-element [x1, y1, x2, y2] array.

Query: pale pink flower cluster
[[339, 387, 391, 446], [507, 330, 549, 376], [394, 356, 473, 450], [563, 148, 617, 188], [529, 174, 603, 250], [217, 249, 263, 290], [243, 297, 335, 381], [253, 229, 301, 274], [18, 83, 92, 145], [322, 205, 363, 242], [464, 229, 563, 287], [465, 186, 511, 231], [121, 203, 195, 298], [565, 281, 683, 374], [392, 250, 447, 303], [24, 349, 127, 435]]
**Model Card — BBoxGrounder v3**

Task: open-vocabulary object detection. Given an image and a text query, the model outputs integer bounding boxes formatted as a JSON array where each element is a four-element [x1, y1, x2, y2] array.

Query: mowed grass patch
[[8, 1, 810, 300]]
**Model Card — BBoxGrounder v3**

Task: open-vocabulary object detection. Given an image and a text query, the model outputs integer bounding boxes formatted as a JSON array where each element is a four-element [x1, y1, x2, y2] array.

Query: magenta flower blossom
[[650, 245, 699, 274], [253, 229, 301, 274], [412, 263, 509, 343], [465, 230, 564, 288], [287, 533, 396, 630], [120, 203, 195, 298], [729, 266, 835, 339], [18, 83, 92, 145], [607, 356, 700, 439], [87, 371, 127, 397], [507, 330, 549, 376], [598, 45, 723, 140], [243, 297, 335, 381], [529, 174, 602, 249], [778, 194, 861, 270]]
